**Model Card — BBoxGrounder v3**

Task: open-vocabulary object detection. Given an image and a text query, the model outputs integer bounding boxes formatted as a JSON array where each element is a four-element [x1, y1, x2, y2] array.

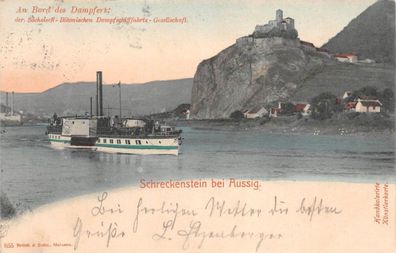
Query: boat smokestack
[[96, 71, 103, 116], [90, 96, 93, 117]]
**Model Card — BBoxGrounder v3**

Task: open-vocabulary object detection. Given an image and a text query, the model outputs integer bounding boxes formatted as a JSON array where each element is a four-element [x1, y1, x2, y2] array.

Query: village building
[[335, 53, 358, 63], [269, 107, 281, 118], [342, 91, 353, 99], [355, 98, 382, 113], [244, 106, 268, 119], [293, 103, 311, 116], [302, 104, 311, 116], [345, 101, 357, 111], [293, 103, 306, 113]]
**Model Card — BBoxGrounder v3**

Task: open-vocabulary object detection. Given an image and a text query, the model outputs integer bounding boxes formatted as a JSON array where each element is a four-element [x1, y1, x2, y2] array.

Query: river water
[[0, 125, 394, 210]]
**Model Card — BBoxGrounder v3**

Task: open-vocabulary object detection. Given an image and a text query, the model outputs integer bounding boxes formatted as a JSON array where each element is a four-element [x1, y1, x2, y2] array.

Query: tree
[[230, 110, 244, 120], [352, 86, 378, 99], [281, 102, 295, 115], [310, 92, 341, 120], [381, 88, 395, 112]]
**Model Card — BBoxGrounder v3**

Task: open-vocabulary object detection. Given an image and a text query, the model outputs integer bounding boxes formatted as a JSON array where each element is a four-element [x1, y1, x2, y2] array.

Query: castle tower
[[276, 9, 283, 23], [285, 17, 295, 29]]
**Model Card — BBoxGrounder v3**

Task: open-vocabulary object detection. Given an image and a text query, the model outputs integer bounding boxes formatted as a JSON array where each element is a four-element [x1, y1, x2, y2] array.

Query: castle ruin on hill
[[252, 9, 298, 39], [236, 10, 298, 45]]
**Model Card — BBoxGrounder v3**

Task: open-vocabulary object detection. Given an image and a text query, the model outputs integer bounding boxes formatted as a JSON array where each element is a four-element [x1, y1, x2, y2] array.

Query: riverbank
[[171, 113, 395, 136]]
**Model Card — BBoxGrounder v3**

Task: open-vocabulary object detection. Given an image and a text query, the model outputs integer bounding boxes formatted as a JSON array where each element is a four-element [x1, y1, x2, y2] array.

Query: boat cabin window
[[117, 139, 121, 144], [125, 140, 131, 144], [97, 139, 100, 143], [103, 139, 107, 144], [110, 139, 114, 144], [135, 140, 142, 145]]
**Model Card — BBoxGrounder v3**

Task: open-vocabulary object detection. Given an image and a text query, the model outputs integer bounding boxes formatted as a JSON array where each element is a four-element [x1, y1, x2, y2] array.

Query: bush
[[310, 92, 342, 120], [381, 88, 394, 112], [353, 86, 379, 98], [296, 112, 303, 120], [347, 112, 360, 120], [174, 104, 191, 116], [260, 116, 271, 125], [230, 110, 244, 120], [281, 102, 295, 115]]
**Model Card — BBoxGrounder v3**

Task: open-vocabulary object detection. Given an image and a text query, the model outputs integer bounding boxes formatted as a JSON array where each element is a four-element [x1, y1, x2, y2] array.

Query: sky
[[0, 0, 377, 93]]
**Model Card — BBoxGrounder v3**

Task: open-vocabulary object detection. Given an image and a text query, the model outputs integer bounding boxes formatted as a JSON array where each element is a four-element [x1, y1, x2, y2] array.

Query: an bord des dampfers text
[[14, 6, 188, 25]]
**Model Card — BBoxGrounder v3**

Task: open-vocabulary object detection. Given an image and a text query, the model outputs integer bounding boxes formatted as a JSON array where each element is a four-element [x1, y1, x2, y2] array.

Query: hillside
[[0, 79, 193, 116], [291, 63, 395, 101], [322, 0, 395, 63]]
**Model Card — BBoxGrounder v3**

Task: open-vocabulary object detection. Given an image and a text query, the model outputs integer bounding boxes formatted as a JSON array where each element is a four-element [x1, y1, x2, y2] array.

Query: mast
[[113, 81, 122, 118], [11, 91, 14, 115], [118, 81, 122, 118], [90, 96, 93, 117]]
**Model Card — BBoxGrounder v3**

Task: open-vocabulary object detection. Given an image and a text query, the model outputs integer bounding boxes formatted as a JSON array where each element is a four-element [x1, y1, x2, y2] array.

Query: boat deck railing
[[47, 125, 62, 134]]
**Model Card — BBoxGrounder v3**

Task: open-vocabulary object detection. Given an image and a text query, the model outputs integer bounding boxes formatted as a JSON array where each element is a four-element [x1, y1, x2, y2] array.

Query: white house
[[302, 104, 311, 116], [342, 91, 352, 99], [355, 98, 382, 113], [0, 112, 21, 122], [335, 54, 358, 63], [245, 107, 268, 119]]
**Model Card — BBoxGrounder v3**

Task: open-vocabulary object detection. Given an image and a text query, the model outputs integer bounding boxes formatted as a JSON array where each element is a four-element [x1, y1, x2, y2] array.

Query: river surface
[[0, 125, 395, 209]]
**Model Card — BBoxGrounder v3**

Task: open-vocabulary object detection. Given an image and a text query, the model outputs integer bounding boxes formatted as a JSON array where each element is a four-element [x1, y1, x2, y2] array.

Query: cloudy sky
[[0, 0, 376, 92]]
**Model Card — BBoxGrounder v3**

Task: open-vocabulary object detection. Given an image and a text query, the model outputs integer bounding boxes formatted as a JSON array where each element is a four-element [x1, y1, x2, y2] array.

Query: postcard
[[0, 0, 395, 252]]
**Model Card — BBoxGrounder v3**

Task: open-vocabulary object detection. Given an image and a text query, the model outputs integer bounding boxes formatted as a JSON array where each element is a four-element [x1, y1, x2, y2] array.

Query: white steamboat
[[46, 71, 182, 156]]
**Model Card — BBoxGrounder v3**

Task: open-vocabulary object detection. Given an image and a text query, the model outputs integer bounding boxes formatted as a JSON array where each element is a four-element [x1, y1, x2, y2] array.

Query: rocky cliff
[[191, 37, 333, 119]]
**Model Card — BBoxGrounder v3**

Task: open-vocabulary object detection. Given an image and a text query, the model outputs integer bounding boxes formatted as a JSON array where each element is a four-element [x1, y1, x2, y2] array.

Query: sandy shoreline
[[1, 180, 395, 253]]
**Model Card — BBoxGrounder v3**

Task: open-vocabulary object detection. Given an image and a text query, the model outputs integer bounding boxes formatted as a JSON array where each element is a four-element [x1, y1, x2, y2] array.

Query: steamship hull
[[48, 133, 180, 155]]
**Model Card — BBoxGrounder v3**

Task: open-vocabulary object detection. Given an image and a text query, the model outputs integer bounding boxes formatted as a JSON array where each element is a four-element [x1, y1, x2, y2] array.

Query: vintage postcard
[[0, 0, 395, 252]]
